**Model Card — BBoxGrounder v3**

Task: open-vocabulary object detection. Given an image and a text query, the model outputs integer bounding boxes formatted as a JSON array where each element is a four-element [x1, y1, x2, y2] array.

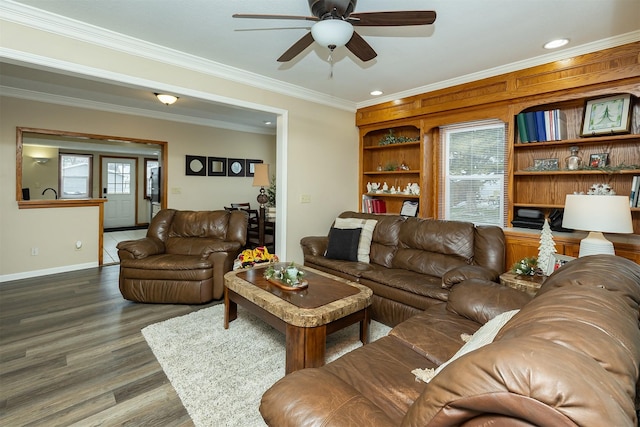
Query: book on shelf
[[516, 109, 568, 143], [631, 175, 640, 208], [372, 198, 387, 214], [362, 194, 374, 213]]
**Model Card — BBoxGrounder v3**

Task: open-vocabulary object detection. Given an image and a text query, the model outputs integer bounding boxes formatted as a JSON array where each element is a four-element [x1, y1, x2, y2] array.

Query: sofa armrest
[[403, 338, 635, 427], [446, 279, 533, 325], [300, 236, 329, 257], [260, 369, 395, 427], [442, 265, 499, 290], [200, 241, 242, 259], [116, 237, 164, 259]]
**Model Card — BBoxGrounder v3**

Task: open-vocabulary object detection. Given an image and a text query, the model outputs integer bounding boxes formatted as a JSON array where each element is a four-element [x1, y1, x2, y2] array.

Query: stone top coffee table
[[224, 262, 373, 374]]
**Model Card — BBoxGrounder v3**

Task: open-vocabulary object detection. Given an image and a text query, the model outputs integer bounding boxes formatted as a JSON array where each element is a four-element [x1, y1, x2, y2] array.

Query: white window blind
[[439, 120, 507, 227]]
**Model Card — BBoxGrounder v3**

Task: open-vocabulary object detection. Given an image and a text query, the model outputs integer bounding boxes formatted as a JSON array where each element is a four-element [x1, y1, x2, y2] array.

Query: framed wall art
[[185, 155, 206, 176], [581, 93, 633, 137], [227, 158, 245, 177], [208, 157, 227, 176], [245, 159, 263, 177]]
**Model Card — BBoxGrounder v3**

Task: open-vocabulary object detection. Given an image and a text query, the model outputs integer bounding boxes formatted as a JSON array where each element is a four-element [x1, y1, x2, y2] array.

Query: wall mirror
[[16, 127, 168, 211]]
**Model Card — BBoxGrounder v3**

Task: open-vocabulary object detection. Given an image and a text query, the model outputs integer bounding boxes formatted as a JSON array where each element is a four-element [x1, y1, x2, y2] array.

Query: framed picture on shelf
[[589, 153, 609, 168], [400, 200, 419, 217], [545, 254, 576, 276], [533, 158, 559, 171], [581, 93, 633, 137]]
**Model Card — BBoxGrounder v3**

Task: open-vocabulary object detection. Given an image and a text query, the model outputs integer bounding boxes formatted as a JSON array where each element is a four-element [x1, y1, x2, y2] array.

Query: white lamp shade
[[311, 20, 354, 48], [252, 163, 270, 187], [562, 194, 633, 233]]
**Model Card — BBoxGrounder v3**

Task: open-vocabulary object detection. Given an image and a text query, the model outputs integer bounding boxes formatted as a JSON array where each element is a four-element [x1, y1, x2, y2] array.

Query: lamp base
[[578, 231, 615, 257], [256, 187, 268, 208]]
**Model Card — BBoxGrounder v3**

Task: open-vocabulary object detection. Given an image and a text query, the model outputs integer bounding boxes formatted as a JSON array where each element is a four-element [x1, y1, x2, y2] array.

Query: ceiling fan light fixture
[[154, 93, 178, 105], [311, 19, 354, 49]]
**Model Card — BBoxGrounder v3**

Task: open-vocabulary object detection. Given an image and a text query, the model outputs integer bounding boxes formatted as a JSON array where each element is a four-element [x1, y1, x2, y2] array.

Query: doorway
[[102, 156, 137, 229]]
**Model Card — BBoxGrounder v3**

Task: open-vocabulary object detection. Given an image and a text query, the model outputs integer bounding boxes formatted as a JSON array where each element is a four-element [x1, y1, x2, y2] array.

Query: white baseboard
[[0, 262, 100, 283]]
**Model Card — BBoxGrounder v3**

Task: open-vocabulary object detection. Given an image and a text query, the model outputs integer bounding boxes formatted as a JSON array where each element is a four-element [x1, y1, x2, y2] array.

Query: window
[[106, 161, 132, 195], [60, 154, 93, 199], [439, 120, 507, 227]]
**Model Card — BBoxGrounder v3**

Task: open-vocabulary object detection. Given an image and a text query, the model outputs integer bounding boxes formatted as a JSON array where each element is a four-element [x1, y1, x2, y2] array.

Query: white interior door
[[102, 157, 136, 228]]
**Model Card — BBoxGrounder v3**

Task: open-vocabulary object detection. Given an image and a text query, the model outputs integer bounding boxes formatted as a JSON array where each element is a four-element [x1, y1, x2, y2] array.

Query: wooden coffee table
[[224, 263, 373, 374]]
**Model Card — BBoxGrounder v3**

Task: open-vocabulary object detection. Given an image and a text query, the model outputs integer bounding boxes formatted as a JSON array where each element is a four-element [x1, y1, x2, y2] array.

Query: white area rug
[[142, 303, 391, 427]]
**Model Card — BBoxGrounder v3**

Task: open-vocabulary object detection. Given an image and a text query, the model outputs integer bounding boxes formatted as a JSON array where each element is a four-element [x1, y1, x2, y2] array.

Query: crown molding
[[0, 0, 356, 113], [0, 85, 276, 135], [357, 30, 640, 109]]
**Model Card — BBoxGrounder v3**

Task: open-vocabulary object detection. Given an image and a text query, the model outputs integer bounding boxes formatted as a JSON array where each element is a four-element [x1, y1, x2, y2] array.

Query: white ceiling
[[1, 0, 639, 132]]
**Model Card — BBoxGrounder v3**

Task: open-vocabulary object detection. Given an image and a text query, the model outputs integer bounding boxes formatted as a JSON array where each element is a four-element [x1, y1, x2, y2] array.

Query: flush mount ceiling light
[[370, 90, 383, 96], [311, 19, 354, 51], [154, 93, 178, 105], [543, 38, 569, 49]]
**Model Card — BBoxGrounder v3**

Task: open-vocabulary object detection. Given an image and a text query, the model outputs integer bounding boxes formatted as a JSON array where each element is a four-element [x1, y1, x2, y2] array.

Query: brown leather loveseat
[[301, 211, 505, 326], [117, 209, 247, 304], [261, 255, 640, 426]]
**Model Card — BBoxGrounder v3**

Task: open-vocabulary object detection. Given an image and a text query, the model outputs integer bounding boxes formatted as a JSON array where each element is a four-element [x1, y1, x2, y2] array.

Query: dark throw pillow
[[325, 227, 362, 262]]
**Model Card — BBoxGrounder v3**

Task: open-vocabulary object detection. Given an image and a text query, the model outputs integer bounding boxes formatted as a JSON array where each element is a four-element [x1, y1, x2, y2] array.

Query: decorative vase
[[565, 146, 582, 170]]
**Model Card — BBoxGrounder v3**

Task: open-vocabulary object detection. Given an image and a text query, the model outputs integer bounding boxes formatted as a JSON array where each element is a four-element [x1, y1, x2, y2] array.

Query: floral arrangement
[[234, 247, 278, 269], [510, 256, 539, 276], [264, 262, 305, 287], [378, 129, 419, 146]]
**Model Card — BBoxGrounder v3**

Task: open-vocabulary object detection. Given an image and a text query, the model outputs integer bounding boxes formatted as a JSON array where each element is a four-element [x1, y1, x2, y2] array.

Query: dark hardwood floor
[[0, 265, 219, 426]]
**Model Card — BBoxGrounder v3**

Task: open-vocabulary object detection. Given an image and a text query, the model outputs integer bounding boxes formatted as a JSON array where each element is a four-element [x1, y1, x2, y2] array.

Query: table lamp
[[252, 163, 270, 208], [562, 194, 633, 257]]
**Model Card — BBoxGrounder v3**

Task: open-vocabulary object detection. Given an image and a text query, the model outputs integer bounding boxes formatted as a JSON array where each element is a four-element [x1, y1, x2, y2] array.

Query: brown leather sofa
[[301, 211, 505, 326], [261, 255, 640, 426], [117, 209, 247, 304]]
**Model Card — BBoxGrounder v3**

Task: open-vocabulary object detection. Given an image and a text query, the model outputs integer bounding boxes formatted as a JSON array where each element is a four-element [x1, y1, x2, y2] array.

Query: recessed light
[[543, 39, 569, 49], [370, 90, 383, 96], [263, 121, 272, 125]]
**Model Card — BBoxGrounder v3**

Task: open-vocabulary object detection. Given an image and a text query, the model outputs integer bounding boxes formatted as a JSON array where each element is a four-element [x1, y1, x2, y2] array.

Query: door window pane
[[106, 161, 131, 195]]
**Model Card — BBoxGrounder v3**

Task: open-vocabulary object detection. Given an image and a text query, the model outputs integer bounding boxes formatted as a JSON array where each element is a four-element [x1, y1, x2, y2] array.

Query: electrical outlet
[[300, 194, 311, 203], [171, 187, 182, 194], [31, 247, 39, 256]]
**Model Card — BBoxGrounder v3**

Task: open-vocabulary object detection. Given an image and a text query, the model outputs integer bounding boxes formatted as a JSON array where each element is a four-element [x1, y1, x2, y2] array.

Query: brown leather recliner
[[117, 209, 247, 304]]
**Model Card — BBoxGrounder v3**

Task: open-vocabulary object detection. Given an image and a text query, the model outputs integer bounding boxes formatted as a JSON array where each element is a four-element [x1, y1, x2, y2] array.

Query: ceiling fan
[[233, 0, 436, 62]]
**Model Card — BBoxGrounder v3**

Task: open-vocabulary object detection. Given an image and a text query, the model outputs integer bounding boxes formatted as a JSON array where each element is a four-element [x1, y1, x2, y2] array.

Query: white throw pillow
[[333, 217, 378, 263], [412, 309, 520, 383]]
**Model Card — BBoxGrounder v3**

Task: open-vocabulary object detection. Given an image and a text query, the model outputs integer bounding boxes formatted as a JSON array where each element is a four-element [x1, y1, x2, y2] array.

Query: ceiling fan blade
[[233, 13, 318, 22], [277, 32, 315, 62], [349, 11, 436, 26], [345, 32, 377, 62]]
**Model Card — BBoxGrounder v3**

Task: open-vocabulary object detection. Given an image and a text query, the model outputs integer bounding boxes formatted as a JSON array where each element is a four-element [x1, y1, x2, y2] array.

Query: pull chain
[[328, 45, 336, 79]]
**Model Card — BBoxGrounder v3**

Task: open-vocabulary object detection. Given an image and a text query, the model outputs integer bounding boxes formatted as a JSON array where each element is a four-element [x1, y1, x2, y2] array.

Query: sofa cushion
[[169, 210, 230, 239], [325, 227, 362, 261], [338, 212, 405, 268], [393, 218, 474, 277], [304, 255, 380, 278], [412, 309, 519, 383], [120, 253, 212, 271], [334, 217, 378, 263], [360, 268, 448, 301]]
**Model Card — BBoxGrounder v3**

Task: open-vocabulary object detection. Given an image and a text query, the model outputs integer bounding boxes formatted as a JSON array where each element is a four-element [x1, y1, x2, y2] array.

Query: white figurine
[[382, 182, 389, 192], [390, 186, 396, 194], [367, 182, 372, 193]]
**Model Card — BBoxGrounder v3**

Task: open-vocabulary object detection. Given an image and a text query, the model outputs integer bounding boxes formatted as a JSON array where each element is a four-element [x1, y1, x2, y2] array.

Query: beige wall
[[0, 20, 359, 281]]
